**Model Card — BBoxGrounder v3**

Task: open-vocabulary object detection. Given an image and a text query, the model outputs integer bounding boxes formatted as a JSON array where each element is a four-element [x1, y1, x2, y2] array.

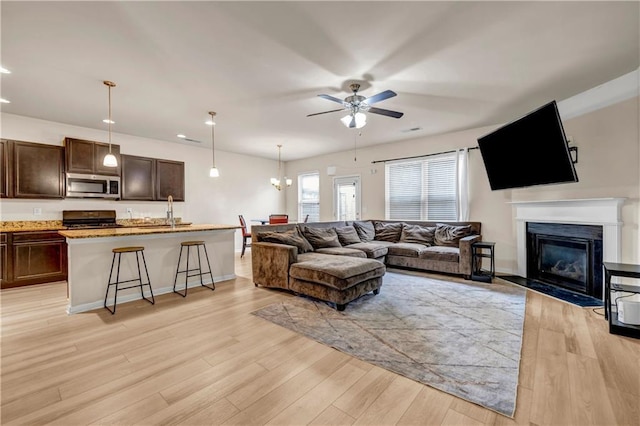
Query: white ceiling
[[1, 1, 638, 161]]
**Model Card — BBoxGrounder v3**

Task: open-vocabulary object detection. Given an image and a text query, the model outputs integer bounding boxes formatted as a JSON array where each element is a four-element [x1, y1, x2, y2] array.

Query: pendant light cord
[[210, 112, 216, 167]]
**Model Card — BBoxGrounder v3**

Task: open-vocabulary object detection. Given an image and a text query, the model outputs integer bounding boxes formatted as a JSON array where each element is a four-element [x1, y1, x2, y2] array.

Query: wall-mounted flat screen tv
[[477, 100, 578, 190]]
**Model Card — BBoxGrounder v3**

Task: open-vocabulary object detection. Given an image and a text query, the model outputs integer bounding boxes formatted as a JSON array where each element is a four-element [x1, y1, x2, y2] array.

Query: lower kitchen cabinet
[[1, 231, 68, 289]]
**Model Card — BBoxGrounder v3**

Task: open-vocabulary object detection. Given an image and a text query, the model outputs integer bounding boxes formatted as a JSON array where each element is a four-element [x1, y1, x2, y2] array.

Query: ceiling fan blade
[[368, 107, 404, 119], [318, 94, 346, 105], [307, 108, 345, 117], [364, 90, 397, 105]]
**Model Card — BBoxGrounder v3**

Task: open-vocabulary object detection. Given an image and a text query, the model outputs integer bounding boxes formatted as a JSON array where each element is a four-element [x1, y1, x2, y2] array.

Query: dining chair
[[238, 215, 252, 258], [269, 214, 289, 224]]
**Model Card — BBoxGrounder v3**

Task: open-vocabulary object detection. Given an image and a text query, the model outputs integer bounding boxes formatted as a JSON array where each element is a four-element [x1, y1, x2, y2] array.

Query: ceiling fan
[[307, 83, 404, 128]]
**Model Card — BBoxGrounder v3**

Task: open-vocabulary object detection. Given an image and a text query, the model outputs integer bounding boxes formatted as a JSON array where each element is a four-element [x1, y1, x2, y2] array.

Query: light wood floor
[[1, 253, 638, 425]]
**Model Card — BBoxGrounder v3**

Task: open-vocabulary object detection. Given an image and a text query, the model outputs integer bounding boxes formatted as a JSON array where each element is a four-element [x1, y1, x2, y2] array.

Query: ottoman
[[289, 255, 386, 311]]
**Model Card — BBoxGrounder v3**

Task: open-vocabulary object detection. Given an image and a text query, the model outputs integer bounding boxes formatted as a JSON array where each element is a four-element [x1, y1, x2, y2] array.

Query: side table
[[471, 241, 495, 283], [603, 262, 640, 339]]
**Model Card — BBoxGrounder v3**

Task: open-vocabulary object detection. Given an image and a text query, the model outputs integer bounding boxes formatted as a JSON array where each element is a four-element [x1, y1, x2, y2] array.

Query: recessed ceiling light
[[177, 134, 186, 138], [102, 119, 115, 124], [0, 98, 10, 103], [0, 67, 11, 74], [205, 120, 215, 126]]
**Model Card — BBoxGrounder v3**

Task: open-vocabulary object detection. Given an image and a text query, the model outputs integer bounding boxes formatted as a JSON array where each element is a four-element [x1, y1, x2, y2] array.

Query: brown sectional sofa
[[251, 220, 481, 310]]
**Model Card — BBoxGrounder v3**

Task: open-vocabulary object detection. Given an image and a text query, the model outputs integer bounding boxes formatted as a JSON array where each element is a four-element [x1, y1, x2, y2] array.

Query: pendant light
[[207, 111, 219, 177], [102, 80, 118, 167], [271, 144, 292, 190]]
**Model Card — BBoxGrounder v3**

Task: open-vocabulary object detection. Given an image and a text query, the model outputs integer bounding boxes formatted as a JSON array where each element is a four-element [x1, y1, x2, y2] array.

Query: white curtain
[[456, 148, 469, 221]]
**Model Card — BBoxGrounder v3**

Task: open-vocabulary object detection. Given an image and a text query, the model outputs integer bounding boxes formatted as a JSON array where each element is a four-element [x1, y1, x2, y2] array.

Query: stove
[[62, 210, 122, 229]]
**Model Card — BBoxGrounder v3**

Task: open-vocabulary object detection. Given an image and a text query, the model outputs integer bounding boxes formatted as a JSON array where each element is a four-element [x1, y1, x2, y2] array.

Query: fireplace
[[526, 222, 603, 298]]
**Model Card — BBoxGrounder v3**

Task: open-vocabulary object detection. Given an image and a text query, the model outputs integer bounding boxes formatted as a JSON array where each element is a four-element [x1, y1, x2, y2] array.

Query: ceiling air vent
[[401, 126, 423, 133]]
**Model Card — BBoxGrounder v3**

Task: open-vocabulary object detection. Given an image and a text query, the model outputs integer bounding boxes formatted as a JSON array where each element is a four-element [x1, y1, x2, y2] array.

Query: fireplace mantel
[[510, 198, 625, 277]]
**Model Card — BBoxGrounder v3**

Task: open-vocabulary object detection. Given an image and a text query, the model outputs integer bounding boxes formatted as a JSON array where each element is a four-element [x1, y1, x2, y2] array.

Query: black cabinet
[[2, 231, 67, 289], [7, 140, 65, 199], [64, 137, 120, 176], [122, 154, 185, 201]]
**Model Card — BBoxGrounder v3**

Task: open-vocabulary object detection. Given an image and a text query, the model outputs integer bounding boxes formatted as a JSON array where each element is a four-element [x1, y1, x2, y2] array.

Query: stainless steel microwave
[[66, 173, 120, 199]]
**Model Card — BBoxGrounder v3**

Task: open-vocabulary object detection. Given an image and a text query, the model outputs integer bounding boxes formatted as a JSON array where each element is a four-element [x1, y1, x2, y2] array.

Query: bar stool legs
[[104, 246, 155, 314], [173, 241, 215, 297]]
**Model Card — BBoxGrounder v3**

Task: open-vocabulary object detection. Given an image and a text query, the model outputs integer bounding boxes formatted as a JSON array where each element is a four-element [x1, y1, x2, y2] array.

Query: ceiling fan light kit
[[308, 83, 404, 129]]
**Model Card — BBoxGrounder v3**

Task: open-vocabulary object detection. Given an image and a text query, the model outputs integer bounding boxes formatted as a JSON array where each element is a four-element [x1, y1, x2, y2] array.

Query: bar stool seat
[[104, 246, 155, 314], [173, 241, 215, 297]]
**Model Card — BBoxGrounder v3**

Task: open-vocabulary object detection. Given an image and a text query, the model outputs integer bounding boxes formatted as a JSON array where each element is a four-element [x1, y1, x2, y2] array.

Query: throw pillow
[[259, 228, 314, 253], [400, 224, 436, 246], [352, 221, 375, 242], [434, 223, 472, 247], [373, 221, 403, 242], [301, 226, 342, 249], [334, 226, 362, 246]]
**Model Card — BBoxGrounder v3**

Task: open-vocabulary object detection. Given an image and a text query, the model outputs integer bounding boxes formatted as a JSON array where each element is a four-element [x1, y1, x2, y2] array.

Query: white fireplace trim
[[510, 198, 626, 277]]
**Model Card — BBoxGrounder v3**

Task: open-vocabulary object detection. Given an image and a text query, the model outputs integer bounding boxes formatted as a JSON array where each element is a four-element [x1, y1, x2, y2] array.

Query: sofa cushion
[[352, 221, 375, 242], [290, 256, 386, 290], [301, 226, 342, 249], [387, 242, 430, 258], [400, 224, 436, 246], [259, 228, 314, 253], [315, 247, 367, 258], [343, 242, 390, 259], [434, 223, 473, 247], [373, 221, 403, 242], [334, 226, 362, 246], [419, 245, 460, 262]]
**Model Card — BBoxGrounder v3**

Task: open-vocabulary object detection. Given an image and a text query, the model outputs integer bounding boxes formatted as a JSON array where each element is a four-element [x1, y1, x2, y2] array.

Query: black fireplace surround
[[526, 222, 603, 299]]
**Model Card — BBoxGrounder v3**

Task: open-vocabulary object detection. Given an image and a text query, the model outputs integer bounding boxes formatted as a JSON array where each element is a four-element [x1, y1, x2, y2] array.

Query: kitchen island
[[59, 224, 239, 314]]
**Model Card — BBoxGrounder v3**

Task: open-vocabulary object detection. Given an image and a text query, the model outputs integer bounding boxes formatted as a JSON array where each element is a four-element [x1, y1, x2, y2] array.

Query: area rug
[[252, 270, 526, 417]]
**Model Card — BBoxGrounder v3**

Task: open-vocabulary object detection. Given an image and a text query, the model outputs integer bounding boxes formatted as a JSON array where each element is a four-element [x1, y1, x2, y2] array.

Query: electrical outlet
[[126, 208, 133, 214], [33, 207, 42, 216]]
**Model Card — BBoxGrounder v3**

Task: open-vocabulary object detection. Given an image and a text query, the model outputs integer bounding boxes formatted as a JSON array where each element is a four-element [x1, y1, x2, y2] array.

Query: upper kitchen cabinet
[[0, 140, 9, 198], [8, 140, 65, 199], [121, 154, 155, 201], [64, 137, 121, 176], [156, 159, 185, 201], [121, 155, 185, 201]]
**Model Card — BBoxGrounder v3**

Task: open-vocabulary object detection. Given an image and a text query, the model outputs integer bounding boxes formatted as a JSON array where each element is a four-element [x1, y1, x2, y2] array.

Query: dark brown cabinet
[[156, 159, 185, 201], [121, 154, 155, 200], [122, 154, 184, 201], [8, 140, 65, 199], [1, 231, 67, 289], [64, 137, 120, 176], [1, 233, 8, 286], [0, 140, 9, 198]]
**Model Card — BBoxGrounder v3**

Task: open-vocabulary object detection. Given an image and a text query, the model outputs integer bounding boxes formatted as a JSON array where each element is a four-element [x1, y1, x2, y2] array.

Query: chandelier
[[270, 144, 292, 190], [102, 81, 118, 167]]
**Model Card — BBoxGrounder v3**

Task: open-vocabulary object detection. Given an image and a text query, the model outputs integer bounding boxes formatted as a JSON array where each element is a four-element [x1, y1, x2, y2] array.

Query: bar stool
[[173, 241, 215, 297], [104, 246, 155, 314]]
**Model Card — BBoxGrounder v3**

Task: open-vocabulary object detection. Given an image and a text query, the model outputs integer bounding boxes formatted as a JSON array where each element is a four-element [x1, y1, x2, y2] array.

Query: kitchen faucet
[[167, 195, 175, 228]]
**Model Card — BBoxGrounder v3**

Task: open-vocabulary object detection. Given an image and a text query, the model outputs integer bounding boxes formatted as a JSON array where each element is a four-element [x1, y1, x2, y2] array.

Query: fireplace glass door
[[535, 236, 590, 293]]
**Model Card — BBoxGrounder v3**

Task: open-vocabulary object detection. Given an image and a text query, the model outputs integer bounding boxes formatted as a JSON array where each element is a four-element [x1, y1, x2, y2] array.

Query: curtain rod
[[371, 146, 479, 164]]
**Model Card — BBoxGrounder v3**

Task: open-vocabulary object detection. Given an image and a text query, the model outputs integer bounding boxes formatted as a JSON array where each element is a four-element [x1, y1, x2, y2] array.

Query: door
[[334, 175, 361, 221]]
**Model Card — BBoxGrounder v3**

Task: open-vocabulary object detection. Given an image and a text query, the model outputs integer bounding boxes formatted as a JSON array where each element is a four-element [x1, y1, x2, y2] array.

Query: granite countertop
[[58, 224, 240, 239], [0, 219, 239, 235]]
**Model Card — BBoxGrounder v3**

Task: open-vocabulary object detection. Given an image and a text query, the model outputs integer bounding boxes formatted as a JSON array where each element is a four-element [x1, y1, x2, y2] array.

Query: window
[[298, 172, 319, 222], [385, 150, 467, 221]]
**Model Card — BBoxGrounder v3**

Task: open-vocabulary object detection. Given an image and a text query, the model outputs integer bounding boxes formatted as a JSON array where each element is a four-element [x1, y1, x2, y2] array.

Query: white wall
[[0, 113, 285, 251], [284, 96, 640, 274]]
